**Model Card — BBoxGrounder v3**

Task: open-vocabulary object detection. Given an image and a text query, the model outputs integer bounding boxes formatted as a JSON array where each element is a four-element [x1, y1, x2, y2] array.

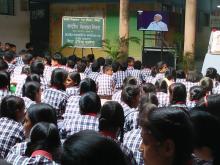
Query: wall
[[49, 2, 174, 60], [0, 0, 30, 52]]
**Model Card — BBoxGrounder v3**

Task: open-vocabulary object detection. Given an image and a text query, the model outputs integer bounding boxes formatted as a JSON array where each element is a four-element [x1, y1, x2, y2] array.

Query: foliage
[[58, 42, 74, 53], [183, 52, 195, 72], [103, 36, 140, 62]]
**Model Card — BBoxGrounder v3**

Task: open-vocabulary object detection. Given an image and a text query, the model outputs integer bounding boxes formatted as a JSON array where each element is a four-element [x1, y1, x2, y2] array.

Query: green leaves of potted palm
[[103, 36, 140, 62]]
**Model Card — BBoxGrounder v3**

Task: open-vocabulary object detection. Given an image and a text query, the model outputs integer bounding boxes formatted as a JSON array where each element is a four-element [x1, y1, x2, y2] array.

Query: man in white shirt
[[147, 14, 168, 31]]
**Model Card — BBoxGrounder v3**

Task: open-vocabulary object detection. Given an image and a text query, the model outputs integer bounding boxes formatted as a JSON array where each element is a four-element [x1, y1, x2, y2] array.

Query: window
[[0, 0, 14, 15]]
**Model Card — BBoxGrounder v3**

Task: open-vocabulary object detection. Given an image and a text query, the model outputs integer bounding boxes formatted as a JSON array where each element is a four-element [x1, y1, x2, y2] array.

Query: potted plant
[[103, 36, 140, 62]]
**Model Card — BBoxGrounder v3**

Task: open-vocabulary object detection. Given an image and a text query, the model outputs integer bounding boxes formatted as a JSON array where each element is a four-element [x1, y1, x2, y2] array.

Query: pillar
[[184, 0, 197, 59]]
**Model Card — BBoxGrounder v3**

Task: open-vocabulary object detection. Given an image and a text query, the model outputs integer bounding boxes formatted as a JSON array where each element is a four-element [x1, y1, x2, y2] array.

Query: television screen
[[137, 11, 169, 31]]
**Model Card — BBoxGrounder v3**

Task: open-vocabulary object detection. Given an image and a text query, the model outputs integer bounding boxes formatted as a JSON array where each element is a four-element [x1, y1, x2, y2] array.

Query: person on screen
[[147, 14, 168, 31]]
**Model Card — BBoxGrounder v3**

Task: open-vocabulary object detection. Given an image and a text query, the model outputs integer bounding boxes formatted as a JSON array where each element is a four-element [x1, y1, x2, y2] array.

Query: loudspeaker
[[142, 48, 175, 68]]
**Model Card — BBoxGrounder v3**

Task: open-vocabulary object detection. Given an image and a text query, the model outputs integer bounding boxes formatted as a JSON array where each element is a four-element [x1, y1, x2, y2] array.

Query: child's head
[[22, 53, 34, 65], [134, 60, 142, 70], [51, 52, 63, 66], [189, 86, 206, 101], [51, 68, 68, 91], [0, 57, 8, 71], [3, 51, 15, 63], [169, 83, 187, 105], [77, 62, 86, 73], [22, 81, 41, 103], [79, 78, 97, 95], [65, 72, 81, 88], [79, 92, 101, 115], [99, 101, 124, 142], [0, 71, 10, 90], [127, 57, 135, 67], [176, 69, 186, 79], [206, 67, 218, 80], [10, 44, 16, 53], [21, 65, 30, 75], [0, 95, 25, 122], [121, 85, 140, 108], [97, 57, 105, 67], [87, 54, 95, 63], [200, 77, 213, 94], [91, 62, 100, 72], [30, 60, 44, 76], [156, 61, 168, 73], [103, 65, 113, 76]]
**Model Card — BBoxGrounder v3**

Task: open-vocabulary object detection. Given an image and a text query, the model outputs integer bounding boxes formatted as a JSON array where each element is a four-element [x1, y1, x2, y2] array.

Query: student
[[184, 70, 202, 92], [0, 57, 8, 71], [3, 51, 16, 74], [61, 130, 127, 165], [112, 61, 130, 90], [41, 68, 68, 119], [12, 53, 33, 78], [6, 122, 61, 164], [97, 57, 105, 73], [62, 92, 101, 138], [194, 94, 220, 119], [30, 60, 48, 90], [190, 111, 220, 165], [200, 77, 213, 95], [125, 93, 158, 132], [0, 71, 11, 101], [205, 67, 218, 86], [76, 62, 87, 80], [123, 103, 157, 165], [121, 85, 140, 117], [176, 69, 186, 83], [187, 86, 206, 109], [96, 65, 114, 99], [139, 107, 193, 165], [0, 96, 25, 158], [15, 72, 39, 97], [155, 78, 170, 107], [112, 76, 137, 103], [127, 57, 135, 71], [44, 52, 70, 83], [154, 61, 168, 81], [142, 83, 156, 95], [63, 78, 97, 120], [99, 101, 137, 165], [87, 61, 101, 82], [22, 81, 41, 111], [169, 83, 188, 110], [129, 60, 144, 85], [7, 103, 57, 157], [65, 72, 81, 96]]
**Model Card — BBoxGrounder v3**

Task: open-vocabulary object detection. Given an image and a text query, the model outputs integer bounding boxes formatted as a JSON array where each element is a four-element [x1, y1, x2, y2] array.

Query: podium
[[142, 47, 176, 68], [141, 31, 176, 68]]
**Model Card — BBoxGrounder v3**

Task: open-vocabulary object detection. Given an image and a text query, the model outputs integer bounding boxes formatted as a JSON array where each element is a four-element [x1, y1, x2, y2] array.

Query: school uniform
[[123, 129, 144, 165], [6, 152, 59, 165], [112, 90, 122, 103], [112, 71, 130, 89], [87, 72, 100, 82], [62, 114, 99, 138], [66, 86, 80, 96], [156, 92, 170, 107], [63, 95, 81, 121], [0, 117, 25, 158], [41, 88, 68, 118], [96, 74, 114, 97]]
